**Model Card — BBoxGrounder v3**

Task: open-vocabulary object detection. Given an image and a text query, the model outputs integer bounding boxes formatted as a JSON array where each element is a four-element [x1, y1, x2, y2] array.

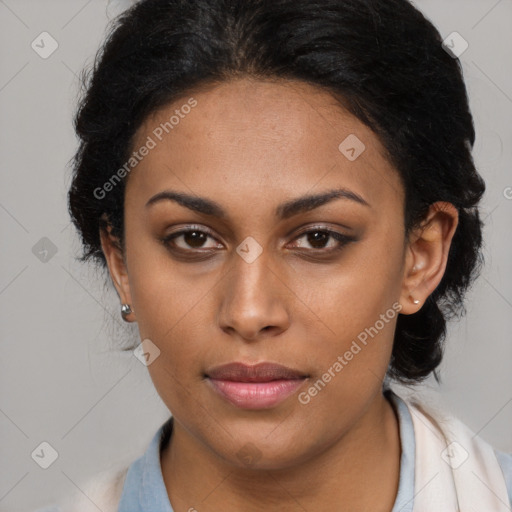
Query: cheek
[[123, 219, 212, 336], [124, 231, 221, 383], [299, 235, 402, 324], [292, 233, 403, 377], [294, 278, 399, 425], [130, 266, 216, 366]]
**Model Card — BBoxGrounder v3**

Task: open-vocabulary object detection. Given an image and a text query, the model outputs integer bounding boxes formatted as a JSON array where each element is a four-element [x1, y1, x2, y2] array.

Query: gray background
[[0, 0, 511, 510]]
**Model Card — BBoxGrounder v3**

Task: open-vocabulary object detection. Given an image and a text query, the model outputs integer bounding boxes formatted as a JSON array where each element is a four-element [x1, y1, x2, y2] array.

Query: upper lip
[[205, 362, 308, 382]]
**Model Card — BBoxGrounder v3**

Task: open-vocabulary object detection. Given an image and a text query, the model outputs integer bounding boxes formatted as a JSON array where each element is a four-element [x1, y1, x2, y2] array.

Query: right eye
[[162, 226, 224, 253]]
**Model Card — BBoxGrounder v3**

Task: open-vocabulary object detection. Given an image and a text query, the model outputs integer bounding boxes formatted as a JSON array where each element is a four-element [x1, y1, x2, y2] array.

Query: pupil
[[308, 231, 328, 248], [185, 231, 206, 248]]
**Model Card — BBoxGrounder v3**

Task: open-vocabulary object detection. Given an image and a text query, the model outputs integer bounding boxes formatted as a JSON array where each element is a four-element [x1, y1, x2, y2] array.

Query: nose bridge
[[218, 245, 289, 339], [232, 246, 270, 299]]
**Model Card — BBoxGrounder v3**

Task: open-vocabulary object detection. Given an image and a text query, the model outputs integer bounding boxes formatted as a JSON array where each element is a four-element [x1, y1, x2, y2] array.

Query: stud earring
[[121, 303, 133, 321], [409, 295, 420, 305]]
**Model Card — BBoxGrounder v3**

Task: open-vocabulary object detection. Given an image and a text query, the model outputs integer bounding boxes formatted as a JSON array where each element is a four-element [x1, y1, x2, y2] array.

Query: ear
[[99, 215, 136, 322], [399, 201, 459, 315]]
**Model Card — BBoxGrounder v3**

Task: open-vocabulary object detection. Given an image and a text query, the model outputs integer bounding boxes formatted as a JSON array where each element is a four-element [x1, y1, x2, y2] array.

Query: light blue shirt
[[37, 390, 512, 511]]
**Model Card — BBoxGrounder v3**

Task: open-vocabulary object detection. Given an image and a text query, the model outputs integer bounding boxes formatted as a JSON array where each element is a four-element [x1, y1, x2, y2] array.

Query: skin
[[100, 77, 458, 512]]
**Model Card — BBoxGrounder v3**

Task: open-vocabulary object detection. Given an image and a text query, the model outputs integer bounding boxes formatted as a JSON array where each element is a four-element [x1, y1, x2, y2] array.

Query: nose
[[217, 250, 291, 342]]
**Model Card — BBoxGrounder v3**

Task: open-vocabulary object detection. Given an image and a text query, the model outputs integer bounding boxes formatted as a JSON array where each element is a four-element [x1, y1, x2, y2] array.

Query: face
[[101, 77, 435, 469]]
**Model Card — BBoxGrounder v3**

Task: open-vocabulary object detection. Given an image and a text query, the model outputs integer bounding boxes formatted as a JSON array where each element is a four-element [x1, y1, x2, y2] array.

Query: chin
[[215, 434, 313, 472]]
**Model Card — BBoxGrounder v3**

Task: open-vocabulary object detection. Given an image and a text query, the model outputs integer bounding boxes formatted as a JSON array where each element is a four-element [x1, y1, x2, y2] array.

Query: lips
[[205, 362, 307, 382], [205, 362, 308, 409]]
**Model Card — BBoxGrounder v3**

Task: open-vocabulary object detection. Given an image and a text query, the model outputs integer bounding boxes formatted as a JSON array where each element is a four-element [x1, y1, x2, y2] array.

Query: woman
[[40, 0, 512, 510]]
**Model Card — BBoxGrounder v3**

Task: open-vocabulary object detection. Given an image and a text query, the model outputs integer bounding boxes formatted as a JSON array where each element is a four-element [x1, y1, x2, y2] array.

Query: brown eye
[[162, 226, 222, 252], [292, 228, 354, 251], [178, 230, 208, 248], [303, 231, 331, 249]]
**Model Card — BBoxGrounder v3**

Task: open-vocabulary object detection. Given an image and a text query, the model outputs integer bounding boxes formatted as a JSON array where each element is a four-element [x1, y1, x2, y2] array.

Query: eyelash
[[161, 224, 355, 258]]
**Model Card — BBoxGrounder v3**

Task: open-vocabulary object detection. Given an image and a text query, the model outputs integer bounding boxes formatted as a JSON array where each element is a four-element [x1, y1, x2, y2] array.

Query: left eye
[[291, 229, 353, 251]]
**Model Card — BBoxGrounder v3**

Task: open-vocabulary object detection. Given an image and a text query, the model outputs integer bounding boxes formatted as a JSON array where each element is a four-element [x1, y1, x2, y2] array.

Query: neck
[[160, 391, 401, 512]]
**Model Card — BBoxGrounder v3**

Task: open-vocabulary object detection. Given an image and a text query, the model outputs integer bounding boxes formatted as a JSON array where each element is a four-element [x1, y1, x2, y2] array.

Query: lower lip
[[206, 378, 306, 409]]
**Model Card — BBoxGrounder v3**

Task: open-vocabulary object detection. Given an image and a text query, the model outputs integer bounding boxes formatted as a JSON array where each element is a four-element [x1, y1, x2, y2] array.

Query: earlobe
[[399, 202, 459, 315]]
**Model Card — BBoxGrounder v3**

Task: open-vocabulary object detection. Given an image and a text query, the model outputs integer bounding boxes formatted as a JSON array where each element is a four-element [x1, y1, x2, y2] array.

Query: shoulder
[[65, 466, 129, 512], [36, 466, 129, 512], [36, 418, 173, 512], [399, 391, 512, 506], [495, 448, 512, 506]]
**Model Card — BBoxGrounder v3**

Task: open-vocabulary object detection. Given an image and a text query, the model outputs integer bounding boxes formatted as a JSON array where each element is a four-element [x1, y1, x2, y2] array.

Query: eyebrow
[[145, 187, 370, 220]]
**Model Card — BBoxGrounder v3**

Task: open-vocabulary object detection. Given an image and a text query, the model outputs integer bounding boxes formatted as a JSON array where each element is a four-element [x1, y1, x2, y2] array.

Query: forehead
[[127, 78, 403, 217]]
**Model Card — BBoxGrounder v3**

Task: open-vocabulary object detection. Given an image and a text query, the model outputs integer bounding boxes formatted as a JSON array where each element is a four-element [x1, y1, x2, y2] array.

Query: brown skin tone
[[100, 77, 458, 511]]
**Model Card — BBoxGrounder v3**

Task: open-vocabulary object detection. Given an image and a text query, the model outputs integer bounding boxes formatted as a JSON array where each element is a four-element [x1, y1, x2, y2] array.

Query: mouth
[[204, 362, 309, 409]]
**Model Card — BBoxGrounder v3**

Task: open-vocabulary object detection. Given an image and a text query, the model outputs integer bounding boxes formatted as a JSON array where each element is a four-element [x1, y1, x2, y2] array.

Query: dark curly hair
[[68, 0, 486, 385]]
